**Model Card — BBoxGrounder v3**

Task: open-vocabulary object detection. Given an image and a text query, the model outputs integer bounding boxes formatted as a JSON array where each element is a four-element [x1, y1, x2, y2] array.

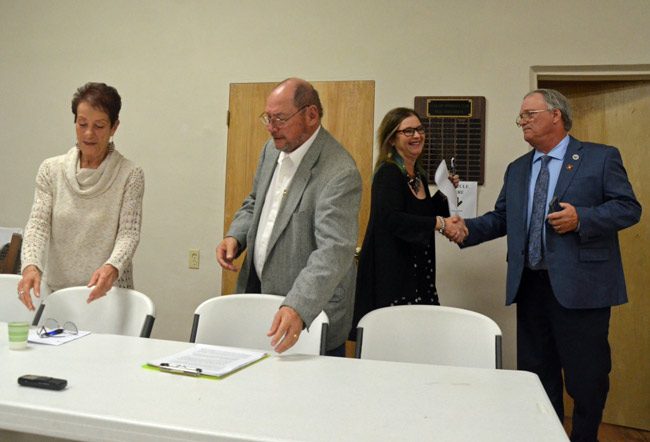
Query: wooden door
[[539, 79, 650, 430], [222, 80, 375, 295]]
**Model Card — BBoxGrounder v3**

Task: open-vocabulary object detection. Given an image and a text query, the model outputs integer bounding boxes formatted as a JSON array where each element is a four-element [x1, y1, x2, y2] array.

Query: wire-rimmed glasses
[[259, 105, 309, 128], [515, 109, 553, 127], [38, 318, 78, 338]]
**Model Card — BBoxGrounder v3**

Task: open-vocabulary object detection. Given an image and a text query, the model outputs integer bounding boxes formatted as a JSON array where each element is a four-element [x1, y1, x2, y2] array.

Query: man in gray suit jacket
[[449, 89, 641, 442], [216, 78, 362, 356]]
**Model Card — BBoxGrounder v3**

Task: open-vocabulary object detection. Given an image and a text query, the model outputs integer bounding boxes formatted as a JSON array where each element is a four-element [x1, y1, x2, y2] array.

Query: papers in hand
[[434, 160, 458, 213], [28, 329, 91, 346], [148, 344, 267, 378]]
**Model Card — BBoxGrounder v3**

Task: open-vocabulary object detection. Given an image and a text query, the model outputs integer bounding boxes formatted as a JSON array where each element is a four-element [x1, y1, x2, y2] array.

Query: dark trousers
[[325, 343, 346, 357], [516, 269, 611, 442], [245, 263, 262, 293]]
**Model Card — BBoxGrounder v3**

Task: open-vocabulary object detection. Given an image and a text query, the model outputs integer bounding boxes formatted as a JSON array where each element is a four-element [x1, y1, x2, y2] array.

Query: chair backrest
[[33, 286, 156, 337], [0, 274, 35, 324], [0, 227, 22, 245], [190, 294, 329, 355], [356, 305, 502, 369], [0, 232, 22, 274]]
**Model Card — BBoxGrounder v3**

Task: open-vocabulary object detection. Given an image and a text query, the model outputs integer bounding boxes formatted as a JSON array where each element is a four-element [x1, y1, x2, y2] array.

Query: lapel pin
[[566, 164, 574, 171], [572, 154, 579, 160]]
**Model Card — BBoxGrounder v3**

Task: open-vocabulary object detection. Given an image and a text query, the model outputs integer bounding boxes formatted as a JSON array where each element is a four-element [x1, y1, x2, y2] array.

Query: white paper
[[28, 329, 91, 346], [455, 181, 478, 218], [148, 344, 267, 377], [434, 160, 457, 212]]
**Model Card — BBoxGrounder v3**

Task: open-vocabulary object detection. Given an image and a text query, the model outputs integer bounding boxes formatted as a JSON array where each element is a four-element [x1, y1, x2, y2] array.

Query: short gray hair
[[525, 88, 573, 131]]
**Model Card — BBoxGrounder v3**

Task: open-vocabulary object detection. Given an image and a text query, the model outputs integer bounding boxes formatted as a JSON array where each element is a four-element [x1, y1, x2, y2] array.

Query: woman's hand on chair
[[87, 264, 118, 303]]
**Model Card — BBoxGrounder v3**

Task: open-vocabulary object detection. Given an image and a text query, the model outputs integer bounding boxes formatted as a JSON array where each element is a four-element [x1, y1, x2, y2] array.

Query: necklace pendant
[[408, 175, 421, 193]]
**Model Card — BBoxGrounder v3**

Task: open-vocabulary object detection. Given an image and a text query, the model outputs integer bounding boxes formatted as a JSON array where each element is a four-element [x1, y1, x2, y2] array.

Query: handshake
[[442, 216, 468, 244]]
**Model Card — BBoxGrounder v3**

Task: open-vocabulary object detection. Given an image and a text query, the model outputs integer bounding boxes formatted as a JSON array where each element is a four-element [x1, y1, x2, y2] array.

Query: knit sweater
[[21, 146, 144, 292]]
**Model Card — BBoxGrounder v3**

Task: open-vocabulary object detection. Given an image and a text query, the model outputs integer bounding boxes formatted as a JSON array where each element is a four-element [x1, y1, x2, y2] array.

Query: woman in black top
[[353, 108, 459, 334]]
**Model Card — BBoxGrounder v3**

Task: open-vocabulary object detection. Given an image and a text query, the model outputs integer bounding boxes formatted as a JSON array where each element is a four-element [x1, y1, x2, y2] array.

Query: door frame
[[531, 64, 650, 84]]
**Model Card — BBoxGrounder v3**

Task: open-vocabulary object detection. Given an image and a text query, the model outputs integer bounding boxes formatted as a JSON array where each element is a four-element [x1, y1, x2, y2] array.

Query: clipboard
[[146, 344, 268, 379]]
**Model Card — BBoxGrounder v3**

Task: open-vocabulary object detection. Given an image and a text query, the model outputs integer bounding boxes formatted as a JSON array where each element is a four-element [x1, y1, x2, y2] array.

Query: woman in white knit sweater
[[17, 82, 144, 311]]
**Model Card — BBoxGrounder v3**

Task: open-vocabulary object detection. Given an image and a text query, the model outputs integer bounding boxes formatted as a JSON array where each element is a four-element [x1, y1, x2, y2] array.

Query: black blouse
[[352, 162, 450, 338]]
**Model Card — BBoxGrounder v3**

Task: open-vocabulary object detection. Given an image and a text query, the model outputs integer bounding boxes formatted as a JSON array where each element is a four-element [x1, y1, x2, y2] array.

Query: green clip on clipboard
[[146, 344, 268, 379]]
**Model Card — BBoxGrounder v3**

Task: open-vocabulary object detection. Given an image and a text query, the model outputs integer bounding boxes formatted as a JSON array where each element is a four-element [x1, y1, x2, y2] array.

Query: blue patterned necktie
[[528, 155, 551, 267]]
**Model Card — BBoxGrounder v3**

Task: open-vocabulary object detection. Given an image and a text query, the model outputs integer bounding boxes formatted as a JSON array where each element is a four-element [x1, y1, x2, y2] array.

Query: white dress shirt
[[254, 127, 321, 278]]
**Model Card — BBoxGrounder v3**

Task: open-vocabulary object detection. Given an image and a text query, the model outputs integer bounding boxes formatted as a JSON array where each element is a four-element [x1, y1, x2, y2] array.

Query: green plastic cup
[[8, 322, 30, 350]]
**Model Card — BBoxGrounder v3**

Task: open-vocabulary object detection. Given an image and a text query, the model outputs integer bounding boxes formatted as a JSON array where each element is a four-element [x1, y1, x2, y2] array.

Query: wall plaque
[[415, 96, 486, 184]]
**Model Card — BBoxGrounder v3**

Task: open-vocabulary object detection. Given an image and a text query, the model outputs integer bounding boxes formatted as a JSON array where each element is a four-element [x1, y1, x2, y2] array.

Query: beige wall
[[1, 0, 648, 368]]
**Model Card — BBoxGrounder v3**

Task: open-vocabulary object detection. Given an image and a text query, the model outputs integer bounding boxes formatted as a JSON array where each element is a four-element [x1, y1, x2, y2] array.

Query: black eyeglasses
[[38, 318, 78, 338], [259, 105, 309, 128], [395, 126, 425, 137]]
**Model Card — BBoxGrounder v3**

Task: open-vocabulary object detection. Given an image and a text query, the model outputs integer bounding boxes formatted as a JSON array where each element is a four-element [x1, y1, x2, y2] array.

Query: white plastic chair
[[190, 294, 329, 355], [33, 286, 156, 337], [356, 305, 502, 369], [0, 274, 35, 324]]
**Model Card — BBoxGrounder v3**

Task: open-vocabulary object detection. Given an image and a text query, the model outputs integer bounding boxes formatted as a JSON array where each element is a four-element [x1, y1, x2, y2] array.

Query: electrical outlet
[[189, 249, 200, 269]]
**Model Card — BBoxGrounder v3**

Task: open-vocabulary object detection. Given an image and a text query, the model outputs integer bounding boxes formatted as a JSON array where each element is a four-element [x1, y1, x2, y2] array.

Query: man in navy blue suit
[[449, 89, 641, 442]]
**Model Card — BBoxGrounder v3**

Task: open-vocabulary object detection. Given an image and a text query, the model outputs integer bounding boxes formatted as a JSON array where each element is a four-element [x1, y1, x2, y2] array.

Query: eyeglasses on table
[[37, 318, 78, 338]]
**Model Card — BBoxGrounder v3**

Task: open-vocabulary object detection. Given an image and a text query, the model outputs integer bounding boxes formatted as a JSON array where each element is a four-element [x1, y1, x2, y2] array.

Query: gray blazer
[[463, 137, 641, 308], [227, 128, 362, 349]]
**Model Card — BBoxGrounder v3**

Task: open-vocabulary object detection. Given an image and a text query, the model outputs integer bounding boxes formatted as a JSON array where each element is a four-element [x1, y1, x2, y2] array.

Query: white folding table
[[0, 323, 568, 441]]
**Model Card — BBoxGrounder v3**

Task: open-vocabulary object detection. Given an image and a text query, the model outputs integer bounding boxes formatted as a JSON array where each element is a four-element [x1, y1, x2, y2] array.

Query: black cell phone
[[548, 196, 562, 213], [18, 375, 67, 391]]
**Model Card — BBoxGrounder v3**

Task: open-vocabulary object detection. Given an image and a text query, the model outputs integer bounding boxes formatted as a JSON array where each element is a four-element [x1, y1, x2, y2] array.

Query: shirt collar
[[533, 134, 570, 162]]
